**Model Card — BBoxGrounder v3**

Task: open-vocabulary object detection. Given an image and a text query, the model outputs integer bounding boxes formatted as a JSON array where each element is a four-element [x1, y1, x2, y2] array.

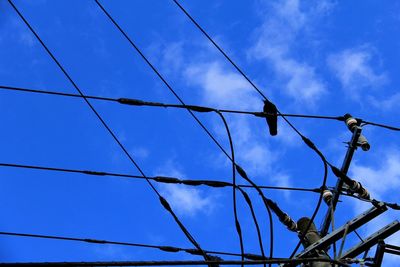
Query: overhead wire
[[2, 85, 398, 133], [215, 110, 265, 266], [9, 0, 394, 264], [0, 162, 321, 193], [7, 0, 210, 262], [0, 231, 255, 259], [93, 0, 278, 262], [0, 259, 349, 266], [215, 111, 245, 266], [0, 85, 347, 121], [168, 0, 365, 259], [340, 192, 400, 211], [93, 0, 232, 163]]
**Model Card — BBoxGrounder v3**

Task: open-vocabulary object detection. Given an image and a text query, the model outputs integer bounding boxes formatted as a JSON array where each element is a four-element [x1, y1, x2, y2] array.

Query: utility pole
[[320, 114, 369, 236]]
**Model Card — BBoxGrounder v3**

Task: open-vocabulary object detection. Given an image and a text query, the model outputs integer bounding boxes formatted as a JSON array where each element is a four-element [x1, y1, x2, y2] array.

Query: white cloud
[[185, 61, 259, 110], [350, 150, 400, 199], [130, 147, 150, 160], [270, 173, 293, 199], [368, 92, 400, 112], [349, 149, 400, 265], [160, 184, 215, 217], [327, 47, 387, 98], [185, 62, 279, 176], [155, 161, 216, 217], [249, 0, 328, 107]]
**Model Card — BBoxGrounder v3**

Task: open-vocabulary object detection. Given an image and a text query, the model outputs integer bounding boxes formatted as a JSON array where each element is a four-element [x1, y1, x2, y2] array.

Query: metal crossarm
[[340, 221, 400, 259], [296, 202, 387, 258]]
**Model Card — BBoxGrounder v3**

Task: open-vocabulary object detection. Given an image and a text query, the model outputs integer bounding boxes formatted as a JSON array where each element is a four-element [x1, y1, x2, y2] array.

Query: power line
[[93, 0, 279, 262], [216, 111, 265, 267], [215, 111, 245, 266], [93, 0, 233, 163], [362, 120, 400, 131], [168, 0, 364, 259], [0, 258, 349, 266], [5, 85, 397, 134], [0, 231, 250, 259], [3, 85, 400, 131], [0, 85, 348, 121], [7, 0, 209, 261], [0, 162, 321, 193], [340, 192, 400, 211]]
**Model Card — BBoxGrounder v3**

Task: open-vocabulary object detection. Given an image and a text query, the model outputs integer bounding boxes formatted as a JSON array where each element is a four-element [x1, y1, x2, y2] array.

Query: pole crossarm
[[296, 202, 387, 259], [340, 220, 400, 259]]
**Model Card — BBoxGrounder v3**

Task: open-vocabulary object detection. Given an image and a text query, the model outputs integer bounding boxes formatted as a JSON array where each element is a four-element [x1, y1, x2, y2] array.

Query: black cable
[[235, 165, 275, 263], [0, 231, 282, 261], [361, 120, 400, 131], [215, 111, 267, 267], [214, 111, 245, 266], [340, 192, 400, 210], [237, 187, 266, 265], [0, 162, 321, 193], [0, 231, 239, 258], [170, 0, 269, 101], [0, 85, 347, 121], [94, 0, 233, 164], [169, 0, 330, 138], [5, 84, 400, 132], [289, 140, 329, 258], [93, 2, 278, 262], [0, 259, 349, 266], [168, 1, 350, 258], [164, 1, 345, 261], [7, 0, 209, 262]]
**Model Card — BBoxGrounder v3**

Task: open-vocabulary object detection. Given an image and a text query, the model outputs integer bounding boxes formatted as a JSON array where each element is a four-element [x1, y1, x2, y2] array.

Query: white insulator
[[323, 190, 333, 205], [346, 117, 358, 130]]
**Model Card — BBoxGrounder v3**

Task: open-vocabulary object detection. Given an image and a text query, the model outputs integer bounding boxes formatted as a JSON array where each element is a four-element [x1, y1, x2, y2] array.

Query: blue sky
[[0, 0, 400, 265]]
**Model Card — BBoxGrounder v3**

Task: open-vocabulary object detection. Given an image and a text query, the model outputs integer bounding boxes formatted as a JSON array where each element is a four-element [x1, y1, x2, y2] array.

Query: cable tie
[[181, 179, 202, 186], [185, 105, 215, 112], [202, 180, 231, 188], [154, 176, 181, 184], [235, 220, 242, 235], [83, 238, 106, 244], [301, 136, 317, 151], [235, 164, 249, 180], [184, 248, 203, 255], [240, 190, 251, 205], [159, 246, 181, 252], [159, 196, 172, 212], [82, 170, 107, 176], [117, 98, 164, 107]]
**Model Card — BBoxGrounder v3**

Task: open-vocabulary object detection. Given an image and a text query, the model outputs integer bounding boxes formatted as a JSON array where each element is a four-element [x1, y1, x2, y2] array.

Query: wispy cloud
[[327, 46, 387, 99], [368, 92, 400, 112], [249, 0, 329, 107], [155, 161, 216, 217], [351, 149, 400, 199], [184, 61, 279, 176], [349, 149, 400, 265], [185, 61, 259, 110]]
